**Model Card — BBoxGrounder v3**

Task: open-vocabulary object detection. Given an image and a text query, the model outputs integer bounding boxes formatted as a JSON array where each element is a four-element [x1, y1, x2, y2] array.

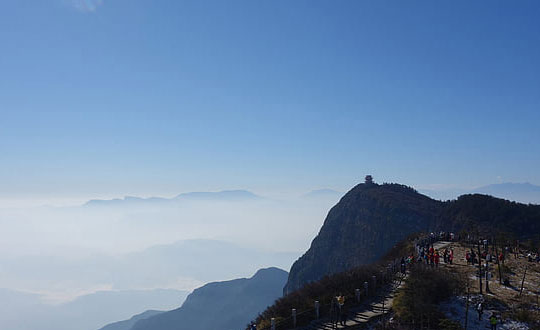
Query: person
[[400, 257, 406, 273], [466, 251, 471, 265], [490, 314, 498, 330], [476, 302, 483, 320], [434, 251, 440, 268], [449, 249, 454, 265], [337, 294, 346, 326], [329, 295, 337, 328]]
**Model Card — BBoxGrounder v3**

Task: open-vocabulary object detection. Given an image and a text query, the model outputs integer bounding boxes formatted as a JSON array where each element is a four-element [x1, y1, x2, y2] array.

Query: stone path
[[305, 274, 406, 329], [299, 241, 454, 329]]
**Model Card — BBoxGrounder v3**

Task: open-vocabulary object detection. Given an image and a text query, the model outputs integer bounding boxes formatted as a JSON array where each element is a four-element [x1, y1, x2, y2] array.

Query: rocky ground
[[437, 242, 540, 329]]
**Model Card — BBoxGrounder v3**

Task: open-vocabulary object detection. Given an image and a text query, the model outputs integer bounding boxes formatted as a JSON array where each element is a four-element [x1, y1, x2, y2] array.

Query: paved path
[[300, 241, 454, 330], [305, 274, 406, 329]]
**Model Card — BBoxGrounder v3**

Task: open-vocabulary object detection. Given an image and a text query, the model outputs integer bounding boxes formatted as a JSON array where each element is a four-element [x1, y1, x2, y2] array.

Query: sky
[[1, 0, 540, 206]]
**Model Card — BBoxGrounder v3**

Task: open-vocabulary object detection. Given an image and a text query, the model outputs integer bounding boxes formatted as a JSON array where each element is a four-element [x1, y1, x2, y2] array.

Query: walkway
[[304, 273, 406, 329]]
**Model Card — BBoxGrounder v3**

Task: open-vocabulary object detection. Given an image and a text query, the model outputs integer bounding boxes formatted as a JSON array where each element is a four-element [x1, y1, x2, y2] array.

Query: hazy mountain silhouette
[[472, 182, 540, 204], [421, 182, 540, 204], [98, 310, 163, 330], [131, 268, 288, 330], [84, 190, 261, 207], [0, 288, 187, 330], [1, 239, 298, 300]]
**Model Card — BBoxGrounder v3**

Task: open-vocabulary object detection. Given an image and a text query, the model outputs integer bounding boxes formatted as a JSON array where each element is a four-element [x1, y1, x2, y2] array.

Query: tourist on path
[[490, 314, 498, 330], [476, 302, 483, 320], [337, 294, 346, 326]]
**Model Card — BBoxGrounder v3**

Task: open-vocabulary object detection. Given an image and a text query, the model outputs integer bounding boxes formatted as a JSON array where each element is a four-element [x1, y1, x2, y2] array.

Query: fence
[[255, 258, 405, 330]]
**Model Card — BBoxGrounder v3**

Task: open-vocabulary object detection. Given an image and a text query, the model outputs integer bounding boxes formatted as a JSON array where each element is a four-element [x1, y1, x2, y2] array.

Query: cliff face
[[284, 183, 442, 294], [284, 182, 540, 294]]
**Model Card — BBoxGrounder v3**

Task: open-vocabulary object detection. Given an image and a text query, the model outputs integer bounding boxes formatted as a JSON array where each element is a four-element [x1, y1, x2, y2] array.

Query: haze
[[1, 1, 540, 330]]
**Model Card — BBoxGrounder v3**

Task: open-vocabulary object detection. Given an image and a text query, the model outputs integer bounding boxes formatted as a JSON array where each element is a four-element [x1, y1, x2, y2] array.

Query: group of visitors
[[416, 244, 454, 268]]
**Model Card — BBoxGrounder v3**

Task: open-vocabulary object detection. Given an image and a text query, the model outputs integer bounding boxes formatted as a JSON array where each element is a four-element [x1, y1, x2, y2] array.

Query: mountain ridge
[[285, 181, 540, 293], [130, 267, 288, 330], [84, 190, 261, 207]]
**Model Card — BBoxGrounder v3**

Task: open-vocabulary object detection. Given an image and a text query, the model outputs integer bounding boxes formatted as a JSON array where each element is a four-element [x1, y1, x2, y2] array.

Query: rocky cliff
[[284, 181, 540, 294]]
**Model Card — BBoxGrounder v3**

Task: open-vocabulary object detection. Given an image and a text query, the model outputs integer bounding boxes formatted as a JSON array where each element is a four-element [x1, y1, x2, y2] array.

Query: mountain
[[84, 190, 261, 207], [472, 182, 540, 204], [1, 239, 298, 297], [284, 181, 540, 294], [0, 288, 187, 330], [131, 268, 288, 330], [284, 182, 441, 294], [421, 182, 540, 204], [98, 310, 163, 330], [57, 289, 188, 330]]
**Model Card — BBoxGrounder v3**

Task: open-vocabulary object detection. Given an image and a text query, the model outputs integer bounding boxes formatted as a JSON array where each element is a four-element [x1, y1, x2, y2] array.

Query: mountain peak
[[284, 181, 540, 294]]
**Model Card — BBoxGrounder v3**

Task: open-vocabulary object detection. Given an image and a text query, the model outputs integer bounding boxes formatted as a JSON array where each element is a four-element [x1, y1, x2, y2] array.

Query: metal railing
[[255, 258, 406, 330]]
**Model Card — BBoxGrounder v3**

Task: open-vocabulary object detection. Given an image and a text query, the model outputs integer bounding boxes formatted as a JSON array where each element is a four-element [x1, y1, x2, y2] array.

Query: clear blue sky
[[1, 0, 540, 202]]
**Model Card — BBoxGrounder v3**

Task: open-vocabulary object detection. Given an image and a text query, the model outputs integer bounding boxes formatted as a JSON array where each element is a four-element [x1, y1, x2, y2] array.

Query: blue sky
[[1, 0, 540, 203]]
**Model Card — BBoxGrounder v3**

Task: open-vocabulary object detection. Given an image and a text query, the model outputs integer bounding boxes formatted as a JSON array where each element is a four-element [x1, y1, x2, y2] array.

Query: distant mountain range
[[1, 239, 298, 297], [84, 190, 261, 207], [124, 268, 288, 330], [473, 183, 540, 204], [83, 188, 348, 207], [421, 182, 540, 204], [0, 288, 187, 330], [98, 310, 163, 330]]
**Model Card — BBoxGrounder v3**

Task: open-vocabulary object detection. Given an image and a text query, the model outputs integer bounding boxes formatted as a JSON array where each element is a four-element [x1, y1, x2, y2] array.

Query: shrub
[[393, 265, 464, 327]]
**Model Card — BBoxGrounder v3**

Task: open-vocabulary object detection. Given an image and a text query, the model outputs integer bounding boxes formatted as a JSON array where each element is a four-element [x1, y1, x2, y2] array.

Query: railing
[[252, 233, 446, 330], [254, 258, 406, 330]]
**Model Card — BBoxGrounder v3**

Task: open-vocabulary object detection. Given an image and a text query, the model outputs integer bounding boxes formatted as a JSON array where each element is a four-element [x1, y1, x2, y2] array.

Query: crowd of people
[[412, 233, 454, 268]]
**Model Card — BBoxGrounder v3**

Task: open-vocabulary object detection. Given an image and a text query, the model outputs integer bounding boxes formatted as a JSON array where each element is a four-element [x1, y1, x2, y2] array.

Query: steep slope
[[98, 310, 163, 330], [284, 182, 441, 294], [284, 182, 540, 294], [131, 268, 288, 330]]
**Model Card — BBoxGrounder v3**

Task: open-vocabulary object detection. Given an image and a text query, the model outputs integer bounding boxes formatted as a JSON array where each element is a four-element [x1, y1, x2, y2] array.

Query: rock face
[[131, 267, 288, 330], [284, 182, 540, 294], [284, 182, 441, 294]]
